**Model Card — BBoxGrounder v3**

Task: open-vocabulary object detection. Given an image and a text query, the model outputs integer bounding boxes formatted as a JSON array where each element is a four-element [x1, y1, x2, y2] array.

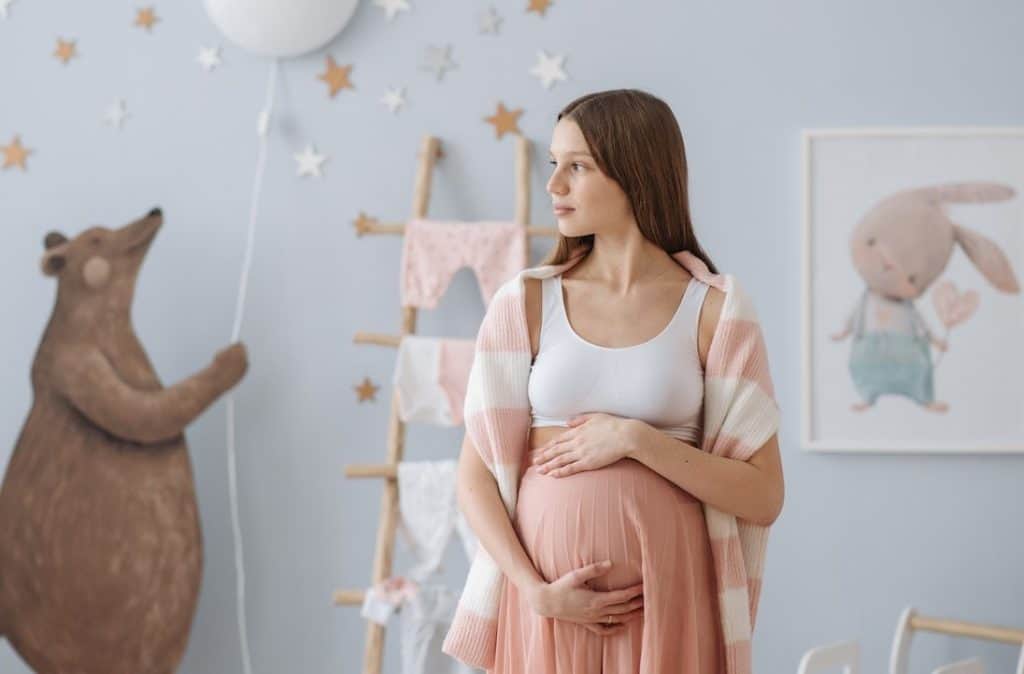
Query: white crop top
[[527, 273, 709, 444]]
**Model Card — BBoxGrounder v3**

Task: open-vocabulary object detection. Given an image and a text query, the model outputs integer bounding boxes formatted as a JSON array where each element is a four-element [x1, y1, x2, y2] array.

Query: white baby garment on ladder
[[397, 460, 478, 583], [399, 584, 481, 674]]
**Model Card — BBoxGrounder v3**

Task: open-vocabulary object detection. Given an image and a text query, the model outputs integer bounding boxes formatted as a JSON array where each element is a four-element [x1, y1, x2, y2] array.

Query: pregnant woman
[[444, 89, 784, 673]]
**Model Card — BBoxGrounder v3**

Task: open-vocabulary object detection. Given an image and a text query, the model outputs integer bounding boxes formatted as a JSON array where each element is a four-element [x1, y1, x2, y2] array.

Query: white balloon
[[204, 0, 360, 58]]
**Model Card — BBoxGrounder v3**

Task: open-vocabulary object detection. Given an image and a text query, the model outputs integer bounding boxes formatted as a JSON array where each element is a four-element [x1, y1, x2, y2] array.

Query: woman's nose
[[546, 172, 567, 196]]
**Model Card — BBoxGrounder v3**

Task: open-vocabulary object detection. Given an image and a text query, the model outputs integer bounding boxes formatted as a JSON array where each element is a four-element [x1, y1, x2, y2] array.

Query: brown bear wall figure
[[0, 208, 248, 673]]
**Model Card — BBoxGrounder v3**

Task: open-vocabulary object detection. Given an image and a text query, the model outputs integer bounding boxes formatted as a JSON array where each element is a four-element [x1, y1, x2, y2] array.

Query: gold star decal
[[54, 38, 77, 64], [134, 7, 159, 32], [355, 377, 380, 403], [2, 135, 33, 171], [318, 56, 354, 98], [353, 212, 379, 237], [484, 102, 524, 139], [526, 0, 553, 16]]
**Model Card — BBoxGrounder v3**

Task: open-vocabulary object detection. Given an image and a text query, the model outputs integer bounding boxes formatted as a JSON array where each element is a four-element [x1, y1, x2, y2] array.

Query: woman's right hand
[[527, 560, 644, 636]]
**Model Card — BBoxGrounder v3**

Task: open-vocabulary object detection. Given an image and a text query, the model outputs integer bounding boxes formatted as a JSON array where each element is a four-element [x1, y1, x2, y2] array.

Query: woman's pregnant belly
[[515, 426, 704, 592]]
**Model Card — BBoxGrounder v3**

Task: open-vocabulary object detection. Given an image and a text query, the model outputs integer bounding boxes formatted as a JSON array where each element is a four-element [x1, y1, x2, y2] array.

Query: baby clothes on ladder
[[360, 576, 419, 626], [400, 584, 480, 674], [394, 336, 475, 426], [400, 219, 527, 309], [397, 460, 478, 583]]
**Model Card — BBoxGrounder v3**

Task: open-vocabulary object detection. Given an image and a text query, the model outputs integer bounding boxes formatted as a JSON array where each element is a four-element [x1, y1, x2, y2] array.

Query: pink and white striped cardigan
[[442, 248, 780, 674]]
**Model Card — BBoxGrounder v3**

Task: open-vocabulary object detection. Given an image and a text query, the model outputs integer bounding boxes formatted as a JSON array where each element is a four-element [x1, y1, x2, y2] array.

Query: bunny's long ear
[[953, 224, 1020, 293]]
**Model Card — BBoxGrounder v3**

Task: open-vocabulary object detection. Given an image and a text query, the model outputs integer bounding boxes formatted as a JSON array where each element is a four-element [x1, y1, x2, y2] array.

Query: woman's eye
[[908, 274, 917, 285], [547, 160, 584, 171], [866, 237, 875, 246]]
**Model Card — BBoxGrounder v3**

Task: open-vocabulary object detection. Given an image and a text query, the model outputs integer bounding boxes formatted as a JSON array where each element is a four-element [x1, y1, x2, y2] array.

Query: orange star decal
[[318, 56, 354, 98], [355, 377, 380, 403], [484, 102, 524, 139], [134, 7, 159, 31], [1, 135, 32, 171], [54, 38, 77, 64], [526, 0, 553, 16]]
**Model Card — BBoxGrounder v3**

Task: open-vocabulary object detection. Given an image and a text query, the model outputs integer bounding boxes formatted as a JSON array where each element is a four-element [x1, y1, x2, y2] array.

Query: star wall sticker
[[478, 6, 502, 34], [54, 38, 77, 64], [373, 0, 410, 21], [526, 0, 553, 16], [420, 44, 456, 81], [355, 377, 380, 402], [197, 46, 221, 71], [318, 55, 354, 97], [294, 144, 328, 178], [484, 102, 523, 139], [353, 212, 379, 236], [134, 7, 159, 31], [1, 135, 32, 171], [103, 99, 129, 130], [380, 87, 407, 114], [530, 50, 568, 89]]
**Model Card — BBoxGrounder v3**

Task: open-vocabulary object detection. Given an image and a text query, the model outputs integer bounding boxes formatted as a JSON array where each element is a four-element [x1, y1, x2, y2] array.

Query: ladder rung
[[346, 463, 397, 479], [333, 589, 365, 605]]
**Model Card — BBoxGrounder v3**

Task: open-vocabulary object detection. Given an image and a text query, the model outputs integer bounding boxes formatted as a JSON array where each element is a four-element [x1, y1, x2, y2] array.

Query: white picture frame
[[801, 127, 1024, 454]]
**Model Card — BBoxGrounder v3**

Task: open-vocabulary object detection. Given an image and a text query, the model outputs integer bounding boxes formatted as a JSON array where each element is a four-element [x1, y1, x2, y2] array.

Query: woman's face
[[546, 118, 633, 237]]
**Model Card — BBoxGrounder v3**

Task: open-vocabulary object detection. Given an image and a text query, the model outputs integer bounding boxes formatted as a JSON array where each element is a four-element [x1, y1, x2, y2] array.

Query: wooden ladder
[[332, 133, 556, 674]]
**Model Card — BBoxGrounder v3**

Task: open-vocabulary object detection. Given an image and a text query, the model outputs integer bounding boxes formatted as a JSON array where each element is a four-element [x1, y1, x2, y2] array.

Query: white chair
[[797, 640, 860, 674], [931, 658, 984, 674]]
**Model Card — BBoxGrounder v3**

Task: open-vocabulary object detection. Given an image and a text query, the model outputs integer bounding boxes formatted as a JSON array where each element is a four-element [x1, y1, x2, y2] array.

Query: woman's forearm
[[456, 442, 546, 596], [626, 421, 782, 526]]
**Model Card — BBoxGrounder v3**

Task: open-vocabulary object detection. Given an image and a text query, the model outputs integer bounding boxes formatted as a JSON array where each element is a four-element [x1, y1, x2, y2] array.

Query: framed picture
[[801, 127, 1024, 453]]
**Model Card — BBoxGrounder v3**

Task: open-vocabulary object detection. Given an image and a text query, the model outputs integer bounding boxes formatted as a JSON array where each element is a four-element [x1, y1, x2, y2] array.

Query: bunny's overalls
[[848, 289, 935, 405]]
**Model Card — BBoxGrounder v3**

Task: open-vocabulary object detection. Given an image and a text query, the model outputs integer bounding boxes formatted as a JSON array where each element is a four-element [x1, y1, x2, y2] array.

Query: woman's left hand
[[532, 413, 644, 477]]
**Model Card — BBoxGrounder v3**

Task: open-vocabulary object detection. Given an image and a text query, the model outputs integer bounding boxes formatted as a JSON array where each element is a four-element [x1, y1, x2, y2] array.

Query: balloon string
[[226, 57, 279, 674]]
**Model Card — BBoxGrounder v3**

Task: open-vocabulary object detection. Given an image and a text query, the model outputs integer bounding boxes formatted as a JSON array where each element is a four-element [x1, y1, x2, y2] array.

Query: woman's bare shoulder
[[697, 285, 725, 369], [524, 277, 542, 360]]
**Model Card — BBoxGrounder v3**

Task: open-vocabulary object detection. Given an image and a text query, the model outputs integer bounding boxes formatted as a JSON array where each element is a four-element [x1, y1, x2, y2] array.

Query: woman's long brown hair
[[539, 89, 718, 274]]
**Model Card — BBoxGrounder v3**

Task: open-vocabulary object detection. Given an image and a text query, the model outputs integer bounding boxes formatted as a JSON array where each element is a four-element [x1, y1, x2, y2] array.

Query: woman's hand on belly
[[526, 560, 645, 636], [531, 412, 643, 478]]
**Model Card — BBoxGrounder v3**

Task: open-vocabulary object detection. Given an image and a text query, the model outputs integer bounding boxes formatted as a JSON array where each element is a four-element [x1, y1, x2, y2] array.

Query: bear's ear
[[44, 231, 68, 250], [41, 250, 67, 277]]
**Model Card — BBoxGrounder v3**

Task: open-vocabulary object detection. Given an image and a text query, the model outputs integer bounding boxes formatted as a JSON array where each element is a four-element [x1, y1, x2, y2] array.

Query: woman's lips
[[553, 207, 575, 215]]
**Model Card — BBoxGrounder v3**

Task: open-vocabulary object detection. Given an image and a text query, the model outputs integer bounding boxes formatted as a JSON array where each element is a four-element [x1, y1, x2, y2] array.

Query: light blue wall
[[1, 1, 1021, 672]]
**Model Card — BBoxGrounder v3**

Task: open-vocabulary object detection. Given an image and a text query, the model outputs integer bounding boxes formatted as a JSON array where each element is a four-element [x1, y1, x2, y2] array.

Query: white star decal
[[420, 44, 456, 81], [478, 6, 502, 34], [294, 144, 328, 178], [197, 46, 222, 72], [103, 99, 129, 130], [373, 0, 410, 21], [530, 50, 568, 89], [380, 87, 407, 114]]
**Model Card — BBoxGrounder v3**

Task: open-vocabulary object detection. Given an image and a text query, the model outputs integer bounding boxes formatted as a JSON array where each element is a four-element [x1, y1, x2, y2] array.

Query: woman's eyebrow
[[547, 150, 593, 158]]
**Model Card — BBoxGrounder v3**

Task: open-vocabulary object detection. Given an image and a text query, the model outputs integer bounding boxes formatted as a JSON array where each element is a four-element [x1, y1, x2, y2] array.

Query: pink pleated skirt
[[490, 447, 724, 674]]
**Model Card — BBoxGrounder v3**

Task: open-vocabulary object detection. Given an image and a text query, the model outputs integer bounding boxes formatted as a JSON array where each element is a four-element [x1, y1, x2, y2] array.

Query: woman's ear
[[953, 224, 1020, 293]]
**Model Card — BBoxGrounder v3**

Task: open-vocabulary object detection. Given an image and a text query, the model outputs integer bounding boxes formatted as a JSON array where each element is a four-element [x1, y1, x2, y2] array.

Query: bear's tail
[[916, 182, 1016, 204]]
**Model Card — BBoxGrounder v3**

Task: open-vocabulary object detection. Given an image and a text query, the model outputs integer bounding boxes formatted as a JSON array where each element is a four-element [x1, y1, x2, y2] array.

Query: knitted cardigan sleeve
[[699, 275, 780, 674], [442, 277, 533, 669]]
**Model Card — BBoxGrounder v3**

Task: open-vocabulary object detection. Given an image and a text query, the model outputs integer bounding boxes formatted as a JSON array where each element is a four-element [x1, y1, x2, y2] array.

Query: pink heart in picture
[[932, 280, 979, 328]]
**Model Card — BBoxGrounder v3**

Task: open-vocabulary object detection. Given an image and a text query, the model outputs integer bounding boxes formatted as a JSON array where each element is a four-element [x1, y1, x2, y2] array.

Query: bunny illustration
[[831, 183, 1020, 412]]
